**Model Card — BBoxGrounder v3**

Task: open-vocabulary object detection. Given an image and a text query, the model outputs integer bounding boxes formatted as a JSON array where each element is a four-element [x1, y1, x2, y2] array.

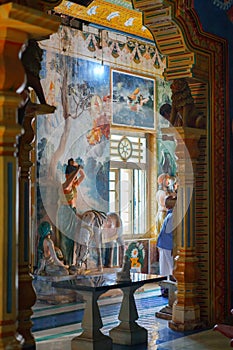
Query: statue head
[[38, 221, 52, 239], [159, 103, 172, 121], [157, 173, 170, 189], [65, 158, 76, 177]]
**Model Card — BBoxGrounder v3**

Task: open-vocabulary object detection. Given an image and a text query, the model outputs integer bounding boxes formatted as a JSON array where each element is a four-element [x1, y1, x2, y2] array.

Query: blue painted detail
[[7, 162, 13, 314], [24, 182, 29, 262]]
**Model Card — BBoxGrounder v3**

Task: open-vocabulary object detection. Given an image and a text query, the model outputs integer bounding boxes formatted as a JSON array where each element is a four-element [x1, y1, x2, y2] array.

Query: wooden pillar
[[0, 3, 60, 349], [147, 133, 157, 238], [18, 103, 56, 349], [0, 8, 27, 350], [167, 127, 205, 331], [18, 107, 37, 349]]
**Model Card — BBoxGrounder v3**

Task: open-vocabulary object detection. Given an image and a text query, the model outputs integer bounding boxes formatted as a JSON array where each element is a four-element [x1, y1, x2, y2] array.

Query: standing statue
[[57, 161, 85, 266], [36, 221, 69, 276], [21, 39, 46, 105], [57, 159, 124, 272], [19, 39, 55, 115], [155, 173, 171, 238]]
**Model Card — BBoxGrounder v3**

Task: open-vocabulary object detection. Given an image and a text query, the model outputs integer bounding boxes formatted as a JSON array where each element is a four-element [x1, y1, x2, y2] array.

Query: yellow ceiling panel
[[55, 0, 153, 40]]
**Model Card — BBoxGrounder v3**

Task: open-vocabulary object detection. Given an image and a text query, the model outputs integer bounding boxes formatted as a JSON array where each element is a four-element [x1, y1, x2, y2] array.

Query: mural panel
[[37, 53, 111, 231], [111, 69, 155, 130]]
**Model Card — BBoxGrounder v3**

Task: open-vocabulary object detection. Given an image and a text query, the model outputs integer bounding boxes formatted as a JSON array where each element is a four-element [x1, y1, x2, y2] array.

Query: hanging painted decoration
[[126, 242, 145, 268]]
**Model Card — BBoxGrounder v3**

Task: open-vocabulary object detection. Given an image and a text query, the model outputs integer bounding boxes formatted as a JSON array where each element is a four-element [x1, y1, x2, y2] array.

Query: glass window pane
[[109, 172, 115, 181]]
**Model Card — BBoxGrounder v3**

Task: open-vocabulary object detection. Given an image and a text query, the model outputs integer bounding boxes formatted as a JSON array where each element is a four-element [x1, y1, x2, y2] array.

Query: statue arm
[[158, 191, 166, 207], [73, 168, 85, 187], [62, 166, 80, 191]]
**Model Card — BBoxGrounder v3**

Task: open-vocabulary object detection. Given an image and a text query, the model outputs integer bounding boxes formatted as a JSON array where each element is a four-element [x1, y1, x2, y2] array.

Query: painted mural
[[37, 53, 111, 232], [111, 69, 155, 130], [34, 24, 174, 271]]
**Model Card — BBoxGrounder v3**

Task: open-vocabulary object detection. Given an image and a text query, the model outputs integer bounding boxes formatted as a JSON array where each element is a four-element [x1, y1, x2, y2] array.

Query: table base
[[110, 321, 147, 345], [72, 331, 112, 350]]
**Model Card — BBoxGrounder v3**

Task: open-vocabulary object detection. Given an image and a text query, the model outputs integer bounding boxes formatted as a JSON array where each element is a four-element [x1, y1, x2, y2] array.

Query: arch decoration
[[132, 0, 229, 325], [0, 0, 229, 347]]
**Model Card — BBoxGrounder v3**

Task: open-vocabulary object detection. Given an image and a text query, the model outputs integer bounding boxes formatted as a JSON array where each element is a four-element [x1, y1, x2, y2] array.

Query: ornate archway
[[132, 0, 228, 325]]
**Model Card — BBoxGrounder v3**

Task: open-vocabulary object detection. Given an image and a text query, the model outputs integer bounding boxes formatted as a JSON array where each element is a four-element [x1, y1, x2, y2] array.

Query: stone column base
[[169, 304, 203, 331]]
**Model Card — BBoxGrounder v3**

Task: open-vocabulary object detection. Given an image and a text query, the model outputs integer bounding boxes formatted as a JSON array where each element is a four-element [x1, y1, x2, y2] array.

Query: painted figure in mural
[[155, 173, 171, 238], [36, 221, 69, 276], [157, 195, 177, 281], [57, 161, 85, 266]]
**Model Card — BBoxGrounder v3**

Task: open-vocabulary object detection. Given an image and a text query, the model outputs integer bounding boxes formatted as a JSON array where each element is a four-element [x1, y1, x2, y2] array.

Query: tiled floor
[[33, 285, 231, 350]]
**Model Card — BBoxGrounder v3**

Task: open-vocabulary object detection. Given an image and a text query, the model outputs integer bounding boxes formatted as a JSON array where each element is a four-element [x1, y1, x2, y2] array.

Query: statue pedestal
[[156, 280, 177, 320], [33, 275, 83, 304]]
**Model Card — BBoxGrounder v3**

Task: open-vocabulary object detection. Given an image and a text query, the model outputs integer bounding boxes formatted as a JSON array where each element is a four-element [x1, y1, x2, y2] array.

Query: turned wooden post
[[0, 3, 60, 349], [18, 107, 37, 349], [165, 127, 205, 331], [0, 6, 27, 349]]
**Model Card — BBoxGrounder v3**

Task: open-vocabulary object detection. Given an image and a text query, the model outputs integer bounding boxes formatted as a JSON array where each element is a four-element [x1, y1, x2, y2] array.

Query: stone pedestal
[[71, 289, 112, 350], [156, 280, 177, 320], [109, 285, 147, 346]]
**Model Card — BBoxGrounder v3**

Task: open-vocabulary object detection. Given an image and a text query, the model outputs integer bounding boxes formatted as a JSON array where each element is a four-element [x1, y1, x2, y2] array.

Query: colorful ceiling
[[55, 0, 154, 41], [212, 0, 233, 10]]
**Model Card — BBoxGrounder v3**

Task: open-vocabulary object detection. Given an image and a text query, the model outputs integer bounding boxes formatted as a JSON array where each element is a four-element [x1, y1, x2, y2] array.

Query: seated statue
[[36, 221, 69, 276]]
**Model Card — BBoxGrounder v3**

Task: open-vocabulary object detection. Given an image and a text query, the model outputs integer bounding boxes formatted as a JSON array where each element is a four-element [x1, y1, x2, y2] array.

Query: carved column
[[147, 133, 157, 238], [18, 103, 56, 349], [0, 8, 26, 350], [167, 127, 205, 331], [0, 3, 60, 349], [18, 107, 36, 349]]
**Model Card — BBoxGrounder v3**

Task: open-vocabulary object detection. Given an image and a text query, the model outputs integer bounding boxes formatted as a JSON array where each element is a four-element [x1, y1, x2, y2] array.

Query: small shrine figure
[[36, 221, 69, 276], [116, 255, 131, 282]]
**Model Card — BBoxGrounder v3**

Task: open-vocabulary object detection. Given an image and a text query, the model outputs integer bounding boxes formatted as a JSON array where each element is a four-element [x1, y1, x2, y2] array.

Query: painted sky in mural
[[37, 53, 110, 226]]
